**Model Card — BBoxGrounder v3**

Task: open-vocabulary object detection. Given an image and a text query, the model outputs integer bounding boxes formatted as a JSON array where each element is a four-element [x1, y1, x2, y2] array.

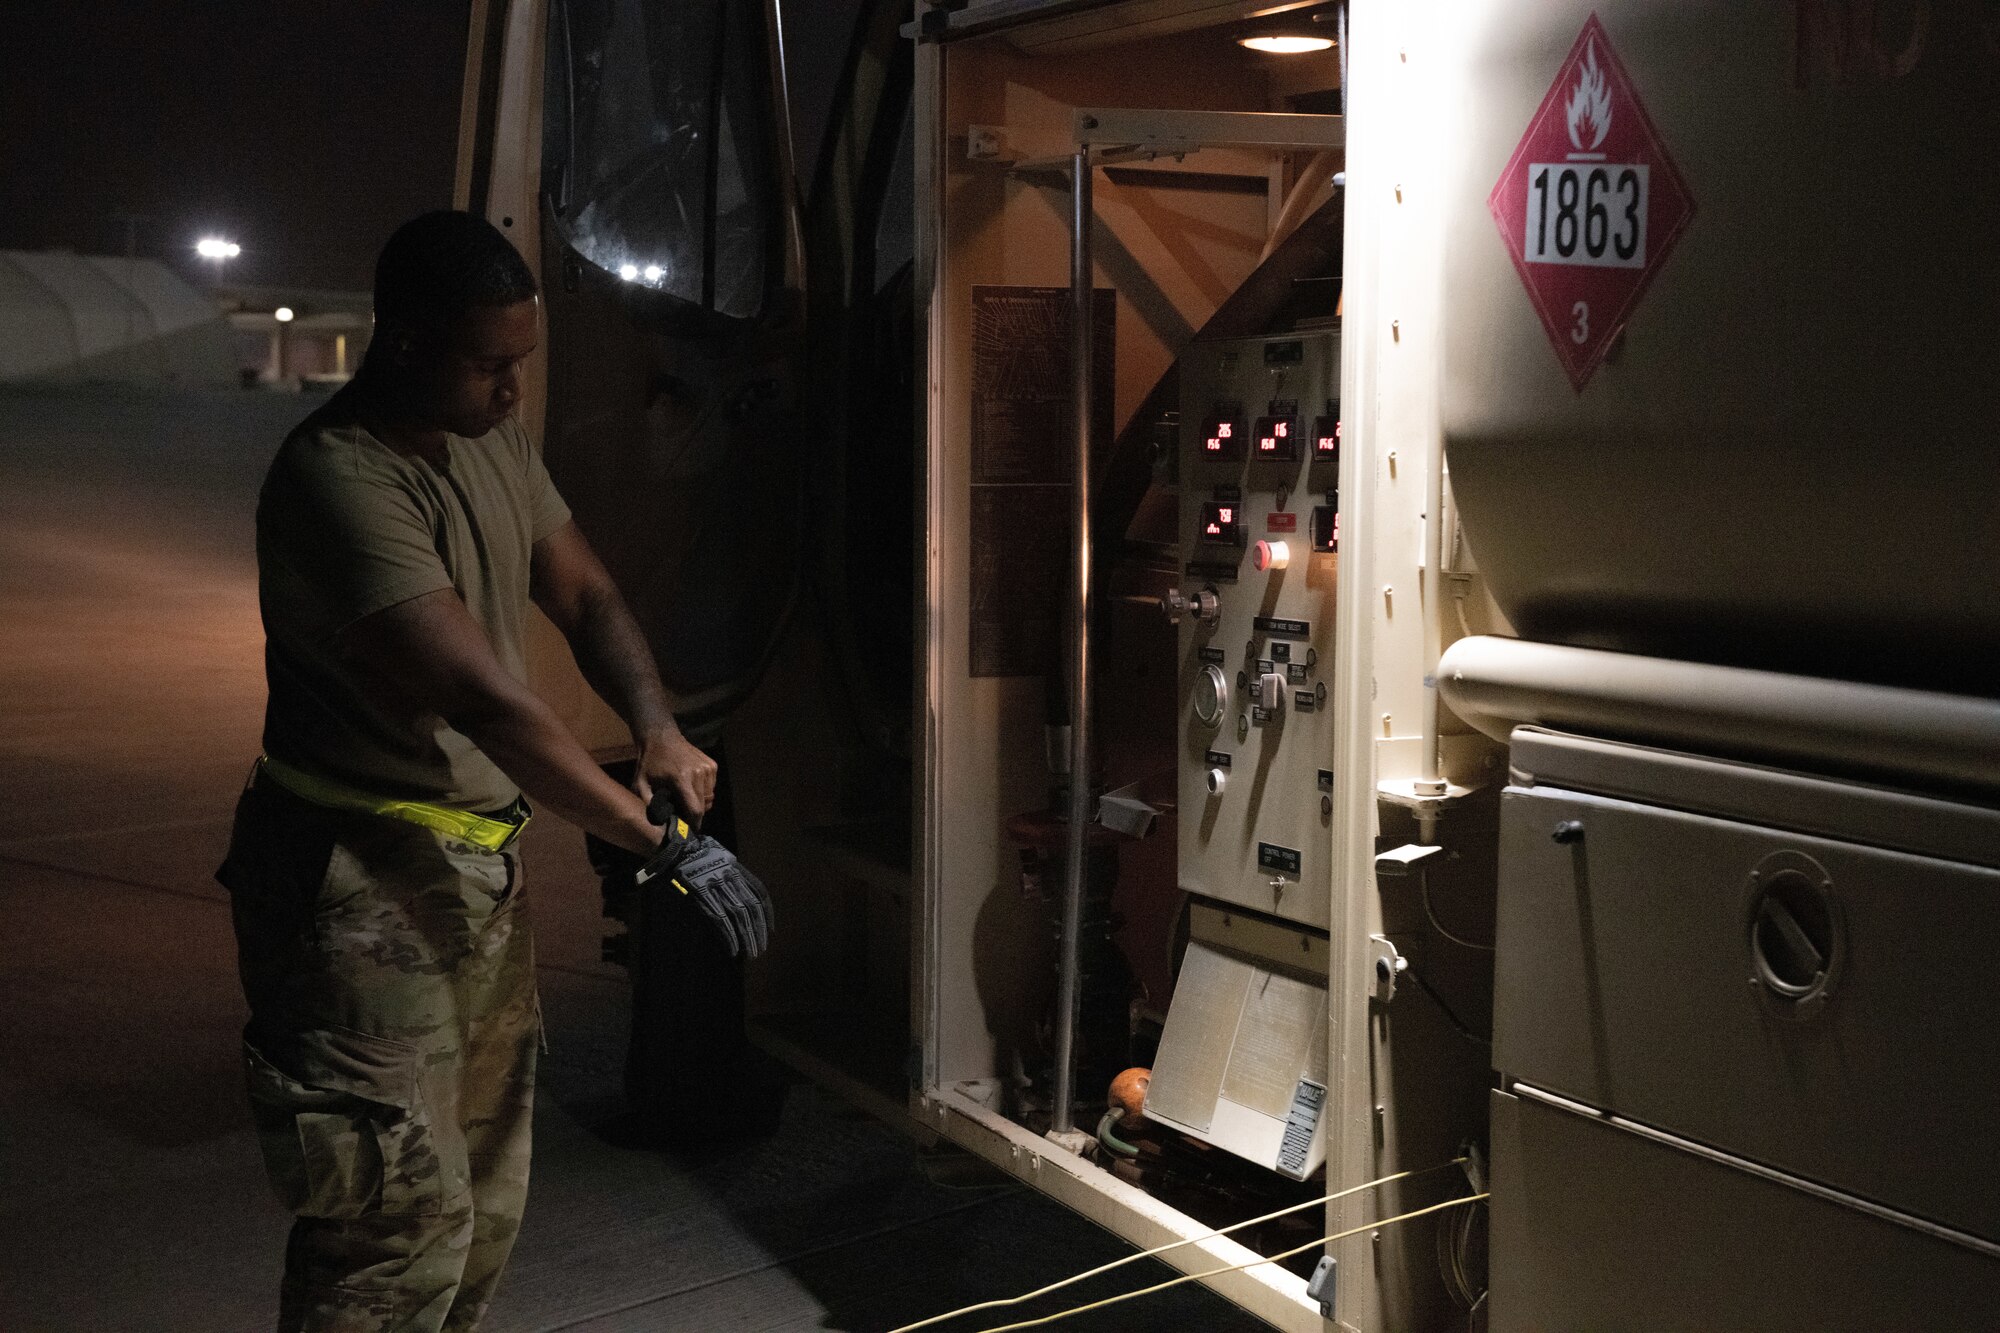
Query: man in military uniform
[[218, 210, 762, 1331]]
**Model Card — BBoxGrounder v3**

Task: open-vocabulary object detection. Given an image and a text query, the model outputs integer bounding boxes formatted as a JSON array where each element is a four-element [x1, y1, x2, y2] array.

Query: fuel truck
[[454, 0, 2000, 1327]]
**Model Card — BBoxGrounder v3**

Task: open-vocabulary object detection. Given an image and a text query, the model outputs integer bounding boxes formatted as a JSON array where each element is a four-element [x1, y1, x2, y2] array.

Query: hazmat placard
[[1487, 13, 1694, 390]]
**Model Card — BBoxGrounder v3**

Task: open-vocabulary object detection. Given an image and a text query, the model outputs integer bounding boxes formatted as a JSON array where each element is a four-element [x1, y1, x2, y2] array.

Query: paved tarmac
[[0, 385, 1266, 1333]]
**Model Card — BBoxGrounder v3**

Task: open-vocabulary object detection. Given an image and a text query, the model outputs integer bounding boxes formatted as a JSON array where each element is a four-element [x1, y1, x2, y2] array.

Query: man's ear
[[373, 319, 419, 365]]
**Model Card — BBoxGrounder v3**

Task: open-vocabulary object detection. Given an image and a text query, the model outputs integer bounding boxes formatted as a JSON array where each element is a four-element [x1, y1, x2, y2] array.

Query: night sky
[[0, 2, 471, 292]]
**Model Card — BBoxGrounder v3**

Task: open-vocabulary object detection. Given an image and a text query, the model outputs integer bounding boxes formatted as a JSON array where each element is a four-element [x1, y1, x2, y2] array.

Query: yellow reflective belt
[[256, 756, 529, 852]]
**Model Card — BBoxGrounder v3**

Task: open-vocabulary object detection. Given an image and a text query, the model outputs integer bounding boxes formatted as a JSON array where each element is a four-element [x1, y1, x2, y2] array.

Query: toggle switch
[[1257, 672, 1287, 712], [1252, 539, 1291, 572]]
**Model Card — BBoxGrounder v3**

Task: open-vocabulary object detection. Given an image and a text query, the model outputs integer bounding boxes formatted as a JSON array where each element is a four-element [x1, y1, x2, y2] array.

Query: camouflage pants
[[218, 780, 539, 1332]]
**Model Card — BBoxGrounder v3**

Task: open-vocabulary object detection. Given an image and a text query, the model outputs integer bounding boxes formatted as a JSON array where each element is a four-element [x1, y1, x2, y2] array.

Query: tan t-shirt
[[256, 388, 571, 811]]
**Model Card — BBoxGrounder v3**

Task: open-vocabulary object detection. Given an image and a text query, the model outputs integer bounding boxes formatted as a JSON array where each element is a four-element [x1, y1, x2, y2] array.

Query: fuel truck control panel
[[1170, 331, 1339, 930]]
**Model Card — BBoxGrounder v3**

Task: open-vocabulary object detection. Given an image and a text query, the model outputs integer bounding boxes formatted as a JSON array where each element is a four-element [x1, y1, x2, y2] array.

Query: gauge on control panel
[[1312, 414, 1340, 461], [1198, 405, 1246, 460], [1193, 665, 1229, 725], [1311, 506, 1338, 553], [1252, 414, 1299, 463], [1199, 501, 1246, 546]]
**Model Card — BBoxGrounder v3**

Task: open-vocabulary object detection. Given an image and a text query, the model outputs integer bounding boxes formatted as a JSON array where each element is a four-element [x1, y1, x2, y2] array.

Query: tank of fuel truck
[[1437, 1, 2000, 699]]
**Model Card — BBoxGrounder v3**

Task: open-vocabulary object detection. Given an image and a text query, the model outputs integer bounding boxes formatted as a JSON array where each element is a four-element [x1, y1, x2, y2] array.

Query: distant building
[[217, 286, 374, 388], [0, 250, 236, 387]]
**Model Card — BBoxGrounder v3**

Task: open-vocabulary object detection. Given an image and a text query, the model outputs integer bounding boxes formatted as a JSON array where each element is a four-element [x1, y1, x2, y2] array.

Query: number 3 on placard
[[1570, 301, 1590, 345]]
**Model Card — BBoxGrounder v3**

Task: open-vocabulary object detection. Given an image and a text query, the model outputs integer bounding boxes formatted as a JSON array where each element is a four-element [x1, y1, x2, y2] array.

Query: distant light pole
[[274, 306, 295, 382], [109, 211, 155, 261]]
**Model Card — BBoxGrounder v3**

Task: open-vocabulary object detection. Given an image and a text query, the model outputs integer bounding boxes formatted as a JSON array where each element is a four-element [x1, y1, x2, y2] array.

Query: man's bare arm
[[337, 587, 661, 854], [530, 521, 718, 818]]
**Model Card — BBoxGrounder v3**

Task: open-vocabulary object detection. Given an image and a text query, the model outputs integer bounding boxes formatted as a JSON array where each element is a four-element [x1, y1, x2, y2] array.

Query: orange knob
[[1108, 1067, 1152, 1129]]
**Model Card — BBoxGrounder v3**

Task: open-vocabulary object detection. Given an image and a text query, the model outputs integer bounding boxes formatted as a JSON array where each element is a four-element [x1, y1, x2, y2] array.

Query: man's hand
[[637, 790, 774, 957], [633, 728, 717, 825]]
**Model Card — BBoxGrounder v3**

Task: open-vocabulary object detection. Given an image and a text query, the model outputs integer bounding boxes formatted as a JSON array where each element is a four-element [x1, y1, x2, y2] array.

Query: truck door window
[[545, 0, 774, 319]]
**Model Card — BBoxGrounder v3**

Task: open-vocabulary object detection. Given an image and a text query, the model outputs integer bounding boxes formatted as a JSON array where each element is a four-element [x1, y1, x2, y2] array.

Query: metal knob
[[1370, 936, 1408, 1004], [1257, 672, 1286, 712], [1160, 586, 1221, 627], [1206, 766, 1227, 795]]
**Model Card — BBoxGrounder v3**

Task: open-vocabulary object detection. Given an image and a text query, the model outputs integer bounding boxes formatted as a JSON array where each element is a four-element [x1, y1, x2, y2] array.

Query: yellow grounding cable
[[973, 1193, 1491, 1333], [884, 1157, 1472, 1333]]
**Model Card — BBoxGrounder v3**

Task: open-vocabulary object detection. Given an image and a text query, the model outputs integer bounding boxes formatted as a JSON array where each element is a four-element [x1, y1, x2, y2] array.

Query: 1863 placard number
[[1525, 162, 1649, 269]]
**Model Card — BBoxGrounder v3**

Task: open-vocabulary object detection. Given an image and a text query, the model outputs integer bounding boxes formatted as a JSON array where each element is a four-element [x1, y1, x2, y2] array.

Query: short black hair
[[373, 210, 538, 335]]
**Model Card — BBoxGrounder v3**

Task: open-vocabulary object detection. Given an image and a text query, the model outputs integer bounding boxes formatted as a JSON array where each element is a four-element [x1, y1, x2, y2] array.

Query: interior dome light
[[1239, 34, 1334, 54]]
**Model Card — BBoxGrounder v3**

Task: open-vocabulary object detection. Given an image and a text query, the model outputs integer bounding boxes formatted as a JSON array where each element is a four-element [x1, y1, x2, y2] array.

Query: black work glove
[[636, 792, 775, 958]]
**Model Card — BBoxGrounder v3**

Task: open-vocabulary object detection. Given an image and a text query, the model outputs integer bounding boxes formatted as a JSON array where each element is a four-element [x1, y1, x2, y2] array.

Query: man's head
[[367, 210, 540, 438]]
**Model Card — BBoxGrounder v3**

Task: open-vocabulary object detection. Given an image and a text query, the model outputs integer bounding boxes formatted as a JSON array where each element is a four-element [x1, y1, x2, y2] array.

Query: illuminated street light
[[618, 263, 639, 281], [195, 237, 242, 289], [273, 306, 295, 323]]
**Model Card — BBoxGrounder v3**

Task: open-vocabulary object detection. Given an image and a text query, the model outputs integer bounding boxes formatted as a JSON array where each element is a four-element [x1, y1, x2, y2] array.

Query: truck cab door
[[460, 0, 807, 741]]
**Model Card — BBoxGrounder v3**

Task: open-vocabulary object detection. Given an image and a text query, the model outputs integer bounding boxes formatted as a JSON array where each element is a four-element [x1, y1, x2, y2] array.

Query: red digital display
[[1200, 408, 1245, 460], [1200, 501, 1245, 546], [1312, 415, 1341, 459], [1311, 505, 1339, 553], [1252, 416, 1299, 462]]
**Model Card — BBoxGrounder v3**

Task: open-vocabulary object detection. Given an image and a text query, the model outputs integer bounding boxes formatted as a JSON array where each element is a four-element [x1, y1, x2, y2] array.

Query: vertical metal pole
[[1415, 444, 1447, 847], [1415, 16, 1447, 832], [1050, 145, 1094, 1138]]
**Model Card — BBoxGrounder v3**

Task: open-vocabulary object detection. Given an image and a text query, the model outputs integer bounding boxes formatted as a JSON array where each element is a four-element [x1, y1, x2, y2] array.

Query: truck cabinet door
[[462, 0, 808, 734]]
